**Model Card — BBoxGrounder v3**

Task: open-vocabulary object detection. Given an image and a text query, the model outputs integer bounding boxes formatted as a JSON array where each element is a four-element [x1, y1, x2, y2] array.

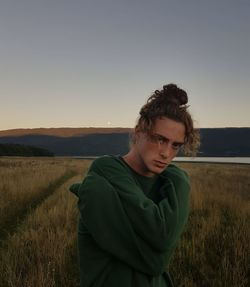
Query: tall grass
[[0, 159, 91, 287], [170, 162, 250, 287], [0, 157, 87, 240], [0, 176, 81, 287], [0, 159, 249, 286]]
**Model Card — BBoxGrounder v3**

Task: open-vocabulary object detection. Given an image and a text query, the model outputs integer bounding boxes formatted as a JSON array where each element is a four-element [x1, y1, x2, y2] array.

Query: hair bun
[[162, 83, 188, 106]]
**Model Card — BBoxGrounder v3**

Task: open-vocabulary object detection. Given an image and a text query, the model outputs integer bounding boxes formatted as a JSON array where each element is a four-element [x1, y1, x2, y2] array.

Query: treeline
[[0, 143, 54, 157]]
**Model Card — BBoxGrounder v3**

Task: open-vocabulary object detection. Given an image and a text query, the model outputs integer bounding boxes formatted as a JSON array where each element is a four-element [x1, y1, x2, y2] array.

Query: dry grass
[[0, 176, 81, 287], [171, 162, 250, 287], [0, 157, 88, 239], [0, 158, 91, 287], [0, 158, 249, 287]]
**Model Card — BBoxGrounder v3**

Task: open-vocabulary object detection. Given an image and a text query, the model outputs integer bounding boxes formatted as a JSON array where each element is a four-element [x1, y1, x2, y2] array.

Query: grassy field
[[171, 162, 250, 287], [0, 157, 249, 287]]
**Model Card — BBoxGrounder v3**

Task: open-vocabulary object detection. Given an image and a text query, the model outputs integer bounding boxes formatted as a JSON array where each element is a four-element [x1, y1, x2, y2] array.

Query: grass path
[[0, 175, 82, 287], [0, 170, 77, 243]]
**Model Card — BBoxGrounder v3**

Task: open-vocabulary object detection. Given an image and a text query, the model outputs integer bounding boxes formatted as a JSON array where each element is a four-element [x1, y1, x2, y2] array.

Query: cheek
[[142, 143, 158, 157], [136, 136, 158, 157]]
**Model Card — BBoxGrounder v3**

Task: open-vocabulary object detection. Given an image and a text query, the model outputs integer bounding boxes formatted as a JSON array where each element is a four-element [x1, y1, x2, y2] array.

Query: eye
[[171, 143, 182, 150], [156, 135, 165, 145]]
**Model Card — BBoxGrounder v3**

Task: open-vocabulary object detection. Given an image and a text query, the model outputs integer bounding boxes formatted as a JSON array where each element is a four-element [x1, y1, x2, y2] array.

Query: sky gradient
[[1, 0, 249, 130]]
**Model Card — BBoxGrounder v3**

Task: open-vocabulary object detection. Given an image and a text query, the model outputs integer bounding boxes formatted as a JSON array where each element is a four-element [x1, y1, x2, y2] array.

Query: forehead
[[152, 117, 185, 142]]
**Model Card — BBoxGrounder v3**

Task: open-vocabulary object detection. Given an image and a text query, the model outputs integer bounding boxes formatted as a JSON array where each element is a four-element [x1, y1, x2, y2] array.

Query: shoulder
[[164, 164, 189, 179], [88, 155, 130, 178], [91, 155, 119, 167], [161, 164, 190, 187], [90, 155, 123, 170]]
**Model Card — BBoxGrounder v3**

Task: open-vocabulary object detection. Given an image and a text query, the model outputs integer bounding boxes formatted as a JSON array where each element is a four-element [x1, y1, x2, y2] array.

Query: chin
[[148, 165, 165, 175], [155, 167, 166, 174]]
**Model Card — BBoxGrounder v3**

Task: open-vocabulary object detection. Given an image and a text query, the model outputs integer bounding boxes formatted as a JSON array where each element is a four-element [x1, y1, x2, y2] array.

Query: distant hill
[[0, 143, 54, 157], [0, 127, 249, 157], [0, 130, 130, 156], [0, 127, 132, 137]]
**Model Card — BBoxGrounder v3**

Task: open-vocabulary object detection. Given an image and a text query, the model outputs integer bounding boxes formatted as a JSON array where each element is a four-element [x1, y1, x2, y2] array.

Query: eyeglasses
[[147, 133, 184, 151]]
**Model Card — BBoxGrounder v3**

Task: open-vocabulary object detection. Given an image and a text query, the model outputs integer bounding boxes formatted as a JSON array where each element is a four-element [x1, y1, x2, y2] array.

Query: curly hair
[[133, 83, 200, 156]]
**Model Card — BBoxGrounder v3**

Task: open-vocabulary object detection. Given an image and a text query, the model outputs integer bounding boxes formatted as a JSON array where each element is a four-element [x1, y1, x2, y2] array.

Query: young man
[[70, 83, 200, 287]]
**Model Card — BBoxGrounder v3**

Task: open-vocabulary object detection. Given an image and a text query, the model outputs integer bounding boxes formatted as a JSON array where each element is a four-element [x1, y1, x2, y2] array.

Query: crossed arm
[[71, 156, 190, 276]]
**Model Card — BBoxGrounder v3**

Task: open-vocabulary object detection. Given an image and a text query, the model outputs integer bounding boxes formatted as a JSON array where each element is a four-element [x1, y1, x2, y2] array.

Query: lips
[[154, 160, 168, 167]]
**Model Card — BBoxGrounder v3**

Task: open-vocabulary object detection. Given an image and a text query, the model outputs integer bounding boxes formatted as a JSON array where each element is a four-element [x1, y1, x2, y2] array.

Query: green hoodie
[[70, 155, 190, 287]]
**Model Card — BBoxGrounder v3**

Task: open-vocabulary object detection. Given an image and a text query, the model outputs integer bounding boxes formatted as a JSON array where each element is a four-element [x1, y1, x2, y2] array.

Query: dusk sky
[[1, 0, 249, 130]]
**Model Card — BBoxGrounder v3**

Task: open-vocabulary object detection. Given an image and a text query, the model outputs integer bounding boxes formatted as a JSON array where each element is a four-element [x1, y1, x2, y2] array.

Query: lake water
[[72, 156, 250, 164], [173, 157, 250, 164]]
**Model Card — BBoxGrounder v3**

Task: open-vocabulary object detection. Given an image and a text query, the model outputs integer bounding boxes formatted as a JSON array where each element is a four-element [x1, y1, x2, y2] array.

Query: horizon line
[[1, 126, 250, 132]]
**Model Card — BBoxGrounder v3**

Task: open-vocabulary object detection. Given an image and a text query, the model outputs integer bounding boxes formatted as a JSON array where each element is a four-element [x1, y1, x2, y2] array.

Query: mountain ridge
[[0, 127, 249, 157], [0, 127, 132, 138]]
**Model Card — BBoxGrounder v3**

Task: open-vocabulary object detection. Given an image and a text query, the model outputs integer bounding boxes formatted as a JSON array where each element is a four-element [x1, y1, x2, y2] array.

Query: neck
[[122, 149, 155, 178]]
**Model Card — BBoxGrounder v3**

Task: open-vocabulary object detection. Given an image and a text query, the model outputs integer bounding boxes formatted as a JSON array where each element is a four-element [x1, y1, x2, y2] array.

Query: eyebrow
[[155, 133, 185, 145]]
